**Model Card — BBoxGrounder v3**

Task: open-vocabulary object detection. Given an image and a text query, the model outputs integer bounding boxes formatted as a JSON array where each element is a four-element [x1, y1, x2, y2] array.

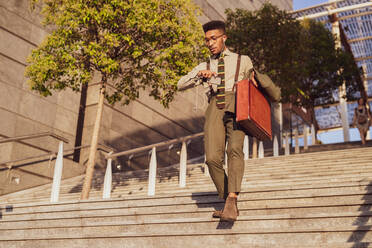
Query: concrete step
[[1, 176, 371, 206], [3, 184, 372, 216], [3, 155, 372, 194], [2, 146, 370, 202], [2, 215, 372, 239], [1, 232, 371, 248], [2, 168, 372, 205], [2, 182, 372, 220], [0, 147, 372, 247], [1, 198, 370, 226], [2, 202, 372, 229]]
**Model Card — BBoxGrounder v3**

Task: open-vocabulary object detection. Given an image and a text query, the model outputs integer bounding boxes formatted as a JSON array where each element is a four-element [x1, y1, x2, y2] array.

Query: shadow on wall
[[106, 115, 205, 172], [68, 158, 204, 195], [68, 114, 206, 195], [348, 181, 372, 248]]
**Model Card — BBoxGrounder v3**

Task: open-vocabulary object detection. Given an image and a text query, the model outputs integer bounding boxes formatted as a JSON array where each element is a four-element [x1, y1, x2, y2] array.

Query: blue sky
[[293, 0, 328, 10]]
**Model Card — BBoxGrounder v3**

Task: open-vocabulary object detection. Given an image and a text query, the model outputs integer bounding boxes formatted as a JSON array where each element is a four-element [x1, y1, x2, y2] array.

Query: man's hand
[[250, 70, 258, 87], [197, 70, 217, 80]]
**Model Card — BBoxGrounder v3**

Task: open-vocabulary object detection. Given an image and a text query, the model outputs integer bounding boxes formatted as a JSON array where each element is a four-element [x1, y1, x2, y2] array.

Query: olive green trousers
[[204, 93, 246, 199]]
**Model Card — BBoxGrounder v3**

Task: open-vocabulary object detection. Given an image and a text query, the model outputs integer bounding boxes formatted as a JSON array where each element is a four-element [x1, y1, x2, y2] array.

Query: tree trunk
[[81, 83, 105, 200]]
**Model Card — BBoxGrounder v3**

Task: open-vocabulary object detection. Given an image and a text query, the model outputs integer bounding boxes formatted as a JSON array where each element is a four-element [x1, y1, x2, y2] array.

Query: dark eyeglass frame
[[205, 33, 225, 44]]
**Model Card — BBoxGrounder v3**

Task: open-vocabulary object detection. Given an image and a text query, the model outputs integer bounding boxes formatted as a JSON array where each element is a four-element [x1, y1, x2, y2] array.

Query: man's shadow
[[191, 192, 235, 229], [0, 205, 13, 220], [348, 181, 372, 247]]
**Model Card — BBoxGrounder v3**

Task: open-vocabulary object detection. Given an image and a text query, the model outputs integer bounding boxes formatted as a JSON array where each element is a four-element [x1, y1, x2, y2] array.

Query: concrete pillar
[[273, 135, 279, 157], [179, 142, 187, 188], [294, 128, 300, 154], [311, 124, 316, 145], [258, 141, 264, 158], [50, 141, 64, 203], [272, 102, 282, 151], [330, 6, 350, 142], [362, 64, 370, 140], [252, 137, 258, 159], [304, 125, 309, 150], [339, 91, 350, 142], [148, 147, 157, 196], [103, 157, 112, 199], [243, 135, 249, 160]]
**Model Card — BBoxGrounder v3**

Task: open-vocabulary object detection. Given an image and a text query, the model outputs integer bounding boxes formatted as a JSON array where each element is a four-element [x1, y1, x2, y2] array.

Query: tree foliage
[[299, 19, 360, 107], [226, 3, 361, 108], [26, 0, 207, 107]]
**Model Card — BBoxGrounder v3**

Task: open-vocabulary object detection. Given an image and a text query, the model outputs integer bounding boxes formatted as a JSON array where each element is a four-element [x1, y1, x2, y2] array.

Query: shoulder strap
[[235, 55, 241, 82], [207, 60, 210, 71]]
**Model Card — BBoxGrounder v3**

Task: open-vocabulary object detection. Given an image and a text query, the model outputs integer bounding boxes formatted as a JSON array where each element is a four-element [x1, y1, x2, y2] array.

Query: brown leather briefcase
[[236, 79, 272, 141]]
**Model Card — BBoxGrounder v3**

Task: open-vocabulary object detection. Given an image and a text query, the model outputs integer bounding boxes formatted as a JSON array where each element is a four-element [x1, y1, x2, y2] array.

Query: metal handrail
[[107, 132, 204, 159], [0, 132, 69, 144], [0, 144, 113, 170]]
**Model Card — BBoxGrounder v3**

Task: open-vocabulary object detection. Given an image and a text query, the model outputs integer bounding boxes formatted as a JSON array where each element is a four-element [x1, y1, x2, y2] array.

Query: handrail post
[[304, 125, 309, 150], [252, 137, 258, 159], [243, 135, 249, 160], [258, 141, 264, 158], [148, 147, 157, 196], [204, 155, 209, 176], [103, 153, 113, 199], [179, 141, 187, 188], [50, 141, 64, 203], [294, 128, 300, 154], [311, 124, 316, 145], [285, 132, 290, 156], [273, 135, 279, 157]]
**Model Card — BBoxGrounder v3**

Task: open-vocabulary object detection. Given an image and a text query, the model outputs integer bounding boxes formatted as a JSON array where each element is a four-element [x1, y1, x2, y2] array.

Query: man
[[177, 20, 254, 222]]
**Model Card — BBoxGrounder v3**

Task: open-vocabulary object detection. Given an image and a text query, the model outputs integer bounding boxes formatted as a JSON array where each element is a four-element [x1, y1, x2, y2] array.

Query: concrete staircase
[[1, 146, 372, 247]]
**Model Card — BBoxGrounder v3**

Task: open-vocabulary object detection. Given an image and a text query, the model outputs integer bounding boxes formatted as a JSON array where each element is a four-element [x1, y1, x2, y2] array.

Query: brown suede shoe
[[220, 196, 238, 222]]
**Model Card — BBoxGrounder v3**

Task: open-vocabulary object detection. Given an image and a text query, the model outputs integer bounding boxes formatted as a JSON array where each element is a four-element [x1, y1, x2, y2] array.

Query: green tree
[[226, 4, 304, 104], [225, 4, 360, 109], [298, 19, 360, 108], [26, 0, 206, 199]]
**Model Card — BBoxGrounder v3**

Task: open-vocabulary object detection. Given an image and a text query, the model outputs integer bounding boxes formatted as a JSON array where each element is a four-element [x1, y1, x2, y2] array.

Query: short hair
[[202, 20, 226, 34]]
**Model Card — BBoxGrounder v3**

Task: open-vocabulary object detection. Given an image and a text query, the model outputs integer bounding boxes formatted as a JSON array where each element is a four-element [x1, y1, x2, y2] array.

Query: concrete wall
[[80, 80, 206, 171], [0, 0, 292, 194], [0, 1, 85, 195]]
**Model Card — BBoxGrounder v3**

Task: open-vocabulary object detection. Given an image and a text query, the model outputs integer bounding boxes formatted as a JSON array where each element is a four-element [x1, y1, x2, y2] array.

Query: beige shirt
[[177, 49, 253, 92]]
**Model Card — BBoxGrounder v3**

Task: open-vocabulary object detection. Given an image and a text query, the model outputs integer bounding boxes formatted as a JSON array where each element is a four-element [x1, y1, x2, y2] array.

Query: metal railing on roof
[[294, 1, 372, 20]]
